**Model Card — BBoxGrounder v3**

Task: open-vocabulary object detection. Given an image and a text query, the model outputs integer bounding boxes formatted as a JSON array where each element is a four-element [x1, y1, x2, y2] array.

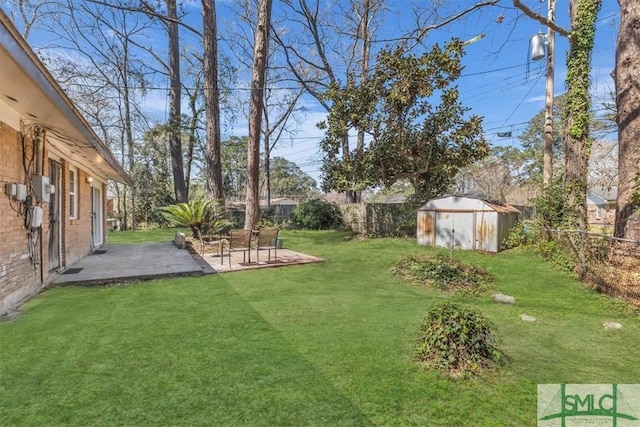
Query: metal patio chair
[[255, 228, 279, 264], [223, 229, 252, 265]]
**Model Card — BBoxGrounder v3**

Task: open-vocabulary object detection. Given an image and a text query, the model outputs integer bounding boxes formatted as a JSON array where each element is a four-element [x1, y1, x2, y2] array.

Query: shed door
[[435, 212, 474, 250]]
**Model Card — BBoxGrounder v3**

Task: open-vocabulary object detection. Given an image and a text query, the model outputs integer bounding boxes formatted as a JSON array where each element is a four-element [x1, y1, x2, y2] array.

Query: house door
[[48, 160, 62, 271], [91, 185, 103, 247]]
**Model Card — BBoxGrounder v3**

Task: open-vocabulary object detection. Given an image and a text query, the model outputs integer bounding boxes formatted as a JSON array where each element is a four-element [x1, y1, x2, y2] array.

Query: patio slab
[[51, 242, 324, 286], [52, 242, 204, 285], [192, 248, 324, 273]]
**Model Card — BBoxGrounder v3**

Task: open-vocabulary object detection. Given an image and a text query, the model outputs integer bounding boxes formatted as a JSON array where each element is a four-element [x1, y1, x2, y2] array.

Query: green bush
[[290, 199, 344, 230], [416, 301, 503, 377], [392, 255, 493, 295], [503, 221, 537, 249]]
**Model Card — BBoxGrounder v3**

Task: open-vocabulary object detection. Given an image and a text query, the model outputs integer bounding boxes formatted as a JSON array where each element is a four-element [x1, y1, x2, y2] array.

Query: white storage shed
[[417, 196, 520, 253]]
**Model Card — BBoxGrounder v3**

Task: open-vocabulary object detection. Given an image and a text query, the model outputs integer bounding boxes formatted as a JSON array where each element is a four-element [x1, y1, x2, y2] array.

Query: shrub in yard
[[416, 301, 503, 377], [392, 255, 493, 295], [290, 199, 344, 230], [161, 199, 229, 238]]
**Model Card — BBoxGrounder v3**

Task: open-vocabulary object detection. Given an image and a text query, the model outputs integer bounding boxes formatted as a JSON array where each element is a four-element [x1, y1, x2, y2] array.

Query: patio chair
[[256, 228, 279, 264], [223, 229, 252, 265]]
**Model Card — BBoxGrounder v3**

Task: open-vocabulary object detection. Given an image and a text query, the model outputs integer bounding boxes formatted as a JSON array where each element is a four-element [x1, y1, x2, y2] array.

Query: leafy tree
[[320, 41, 488, 202], [518, 93, 613, 185], [221, 136, 248, 202], [267, 157, 317, 199], [518, 94, 569, 182], [132, 127, 175, 225]]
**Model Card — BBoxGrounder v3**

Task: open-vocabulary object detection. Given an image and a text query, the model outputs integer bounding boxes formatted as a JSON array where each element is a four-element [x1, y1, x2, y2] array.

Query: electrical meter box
[[5, 183, 17, 197], [16, 184, 27, 201], [31, 175, 51, 203], [30, 206, 43, 228]]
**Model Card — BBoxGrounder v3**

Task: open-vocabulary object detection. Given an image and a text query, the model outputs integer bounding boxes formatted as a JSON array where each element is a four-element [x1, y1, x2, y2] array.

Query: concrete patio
[[51, 242, 323, 286]]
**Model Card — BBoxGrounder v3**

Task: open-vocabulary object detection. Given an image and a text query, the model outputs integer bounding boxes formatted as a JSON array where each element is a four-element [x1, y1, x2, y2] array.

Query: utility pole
[[542, 0, 555, 186]]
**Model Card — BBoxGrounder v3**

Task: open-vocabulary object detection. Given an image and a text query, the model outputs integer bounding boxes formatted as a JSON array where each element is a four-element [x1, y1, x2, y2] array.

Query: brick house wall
[[587, 202, 616, 228], [0, 121, 43, 315], [0, 120, 105, 316]]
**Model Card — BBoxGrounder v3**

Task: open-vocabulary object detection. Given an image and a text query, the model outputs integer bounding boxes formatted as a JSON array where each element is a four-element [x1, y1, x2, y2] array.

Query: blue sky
[[1, 0, 620, 184]]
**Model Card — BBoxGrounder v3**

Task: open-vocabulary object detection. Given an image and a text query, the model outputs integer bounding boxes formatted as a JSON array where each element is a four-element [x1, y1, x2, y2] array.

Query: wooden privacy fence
[[337, 202, 416, 236]]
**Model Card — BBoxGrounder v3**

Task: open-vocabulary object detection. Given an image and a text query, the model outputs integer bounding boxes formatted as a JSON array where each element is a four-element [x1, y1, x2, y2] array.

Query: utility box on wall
[[31, 175, 51, 203]]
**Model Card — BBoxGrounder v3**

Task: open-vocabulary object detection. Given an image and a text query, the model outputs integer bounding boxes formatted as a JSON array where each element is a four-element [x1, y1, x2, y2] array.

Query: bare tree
[[3, 0, 48, 40], [245, 0, 273, 230], [38, 1, 157, 229]]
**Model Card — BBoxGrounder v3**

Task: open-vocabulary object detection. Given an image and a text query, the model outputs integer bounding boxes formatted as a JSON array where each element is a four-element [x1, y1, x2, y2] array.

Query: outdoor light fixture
[[86, 176, 94, 186]]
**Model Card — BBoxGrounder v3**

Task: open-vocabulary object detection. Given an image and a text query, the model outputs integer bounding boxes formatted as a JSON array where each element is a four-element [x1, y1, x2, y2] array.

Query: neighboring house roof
[[0, 10, 132, 185], [377, 195, 407, 204], [588, 186, 617, 203], [260, 197, 297, 206]]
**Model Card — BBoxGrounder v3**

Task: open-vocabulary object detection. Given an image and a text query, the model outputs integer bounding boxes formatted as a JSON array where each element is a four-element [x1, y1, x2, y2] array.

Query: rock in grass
[[519, 313, 536, 323], [492, 293, 515, 305], [174, 232, 186, 249], [603, 321, 623, 330]]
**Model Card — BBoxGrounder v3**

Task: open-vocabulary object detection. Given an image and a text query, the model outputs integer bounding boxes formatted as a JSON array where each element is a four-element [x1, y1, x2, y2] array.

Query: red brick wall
[[0, 121, 97, 316], [62, 165, 94, 265], [0, 121, 42, 316]]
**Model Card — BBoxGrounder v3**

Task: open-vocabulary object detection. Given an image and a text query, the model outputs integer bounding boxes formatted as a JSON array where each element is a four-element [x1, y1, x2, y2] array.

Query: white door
[[48, 160, 62, 270], [92, 185, 103, 247], [434, 212, 474, 250]]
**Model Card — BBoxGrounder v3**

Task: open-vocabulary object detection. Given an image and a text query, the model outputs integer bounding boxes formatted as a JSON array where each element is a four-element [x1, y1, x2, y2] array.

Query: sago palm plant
[[161, 199, 213, 238]]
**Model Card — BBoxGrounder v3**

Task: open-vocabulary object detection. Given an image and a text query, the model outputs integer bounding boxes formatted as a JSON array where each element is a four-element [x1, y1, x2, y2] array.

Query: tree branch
[[85, 0, 202, 36], [396, 0, 501, 50], [512, 0, 570, 37]]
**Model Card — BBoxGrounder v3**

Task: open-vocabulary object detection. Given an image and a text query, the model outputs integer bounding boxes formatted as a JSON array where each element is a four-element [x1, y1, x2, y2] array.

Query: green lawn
[[107, 226, 190, 243], [1, 230, 639, 426]]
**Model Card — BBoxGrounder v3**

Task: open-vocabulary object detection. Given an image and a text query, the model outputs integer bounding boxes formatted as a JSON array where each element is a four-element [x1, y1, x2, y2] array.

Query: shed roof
[[418, 195, 520, 214], [0, 10, 132, 185]]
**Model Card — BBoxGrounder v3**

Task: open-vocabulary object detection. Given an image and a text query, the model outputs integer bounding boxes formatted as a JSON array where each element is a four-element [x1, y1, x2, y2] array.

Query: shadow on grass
[[0, 276, 369, 426]]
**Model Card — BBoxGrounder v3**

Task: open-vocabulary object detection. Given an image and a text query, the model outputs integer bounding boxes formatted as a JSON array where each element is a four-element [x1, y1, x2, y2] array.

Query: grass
[[106, 226, 189, 243], [1, 230, 639, 425]]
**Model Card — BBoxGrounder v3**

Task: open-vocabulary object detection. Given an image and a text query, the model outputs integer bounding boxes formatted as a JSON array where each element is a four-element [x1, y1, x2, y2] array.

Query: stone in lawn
[[519, 313, 536, 323], [603, 321, 623, 330], [174, 232, 186, 249], [492, 293, 515, 305]]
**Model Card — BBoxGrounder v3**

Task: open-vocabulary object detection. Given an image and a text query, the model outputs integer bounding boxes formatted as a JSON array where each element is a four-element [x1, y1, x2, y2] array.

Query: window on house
[[596, 205, 602, 220], [69, 167, 77, 219]]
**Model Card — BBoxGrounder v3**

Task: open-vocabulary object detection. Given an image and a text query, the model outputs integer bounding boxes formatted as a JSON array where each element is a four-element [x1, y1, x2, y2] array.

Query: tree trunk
[[167, 0, 187, 202], [245, 0, 272, 230], [563, 0, 601, 233], [202, 0, 224, 201], [264, 133, 271, 209], [614, 0, 640, 240]]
